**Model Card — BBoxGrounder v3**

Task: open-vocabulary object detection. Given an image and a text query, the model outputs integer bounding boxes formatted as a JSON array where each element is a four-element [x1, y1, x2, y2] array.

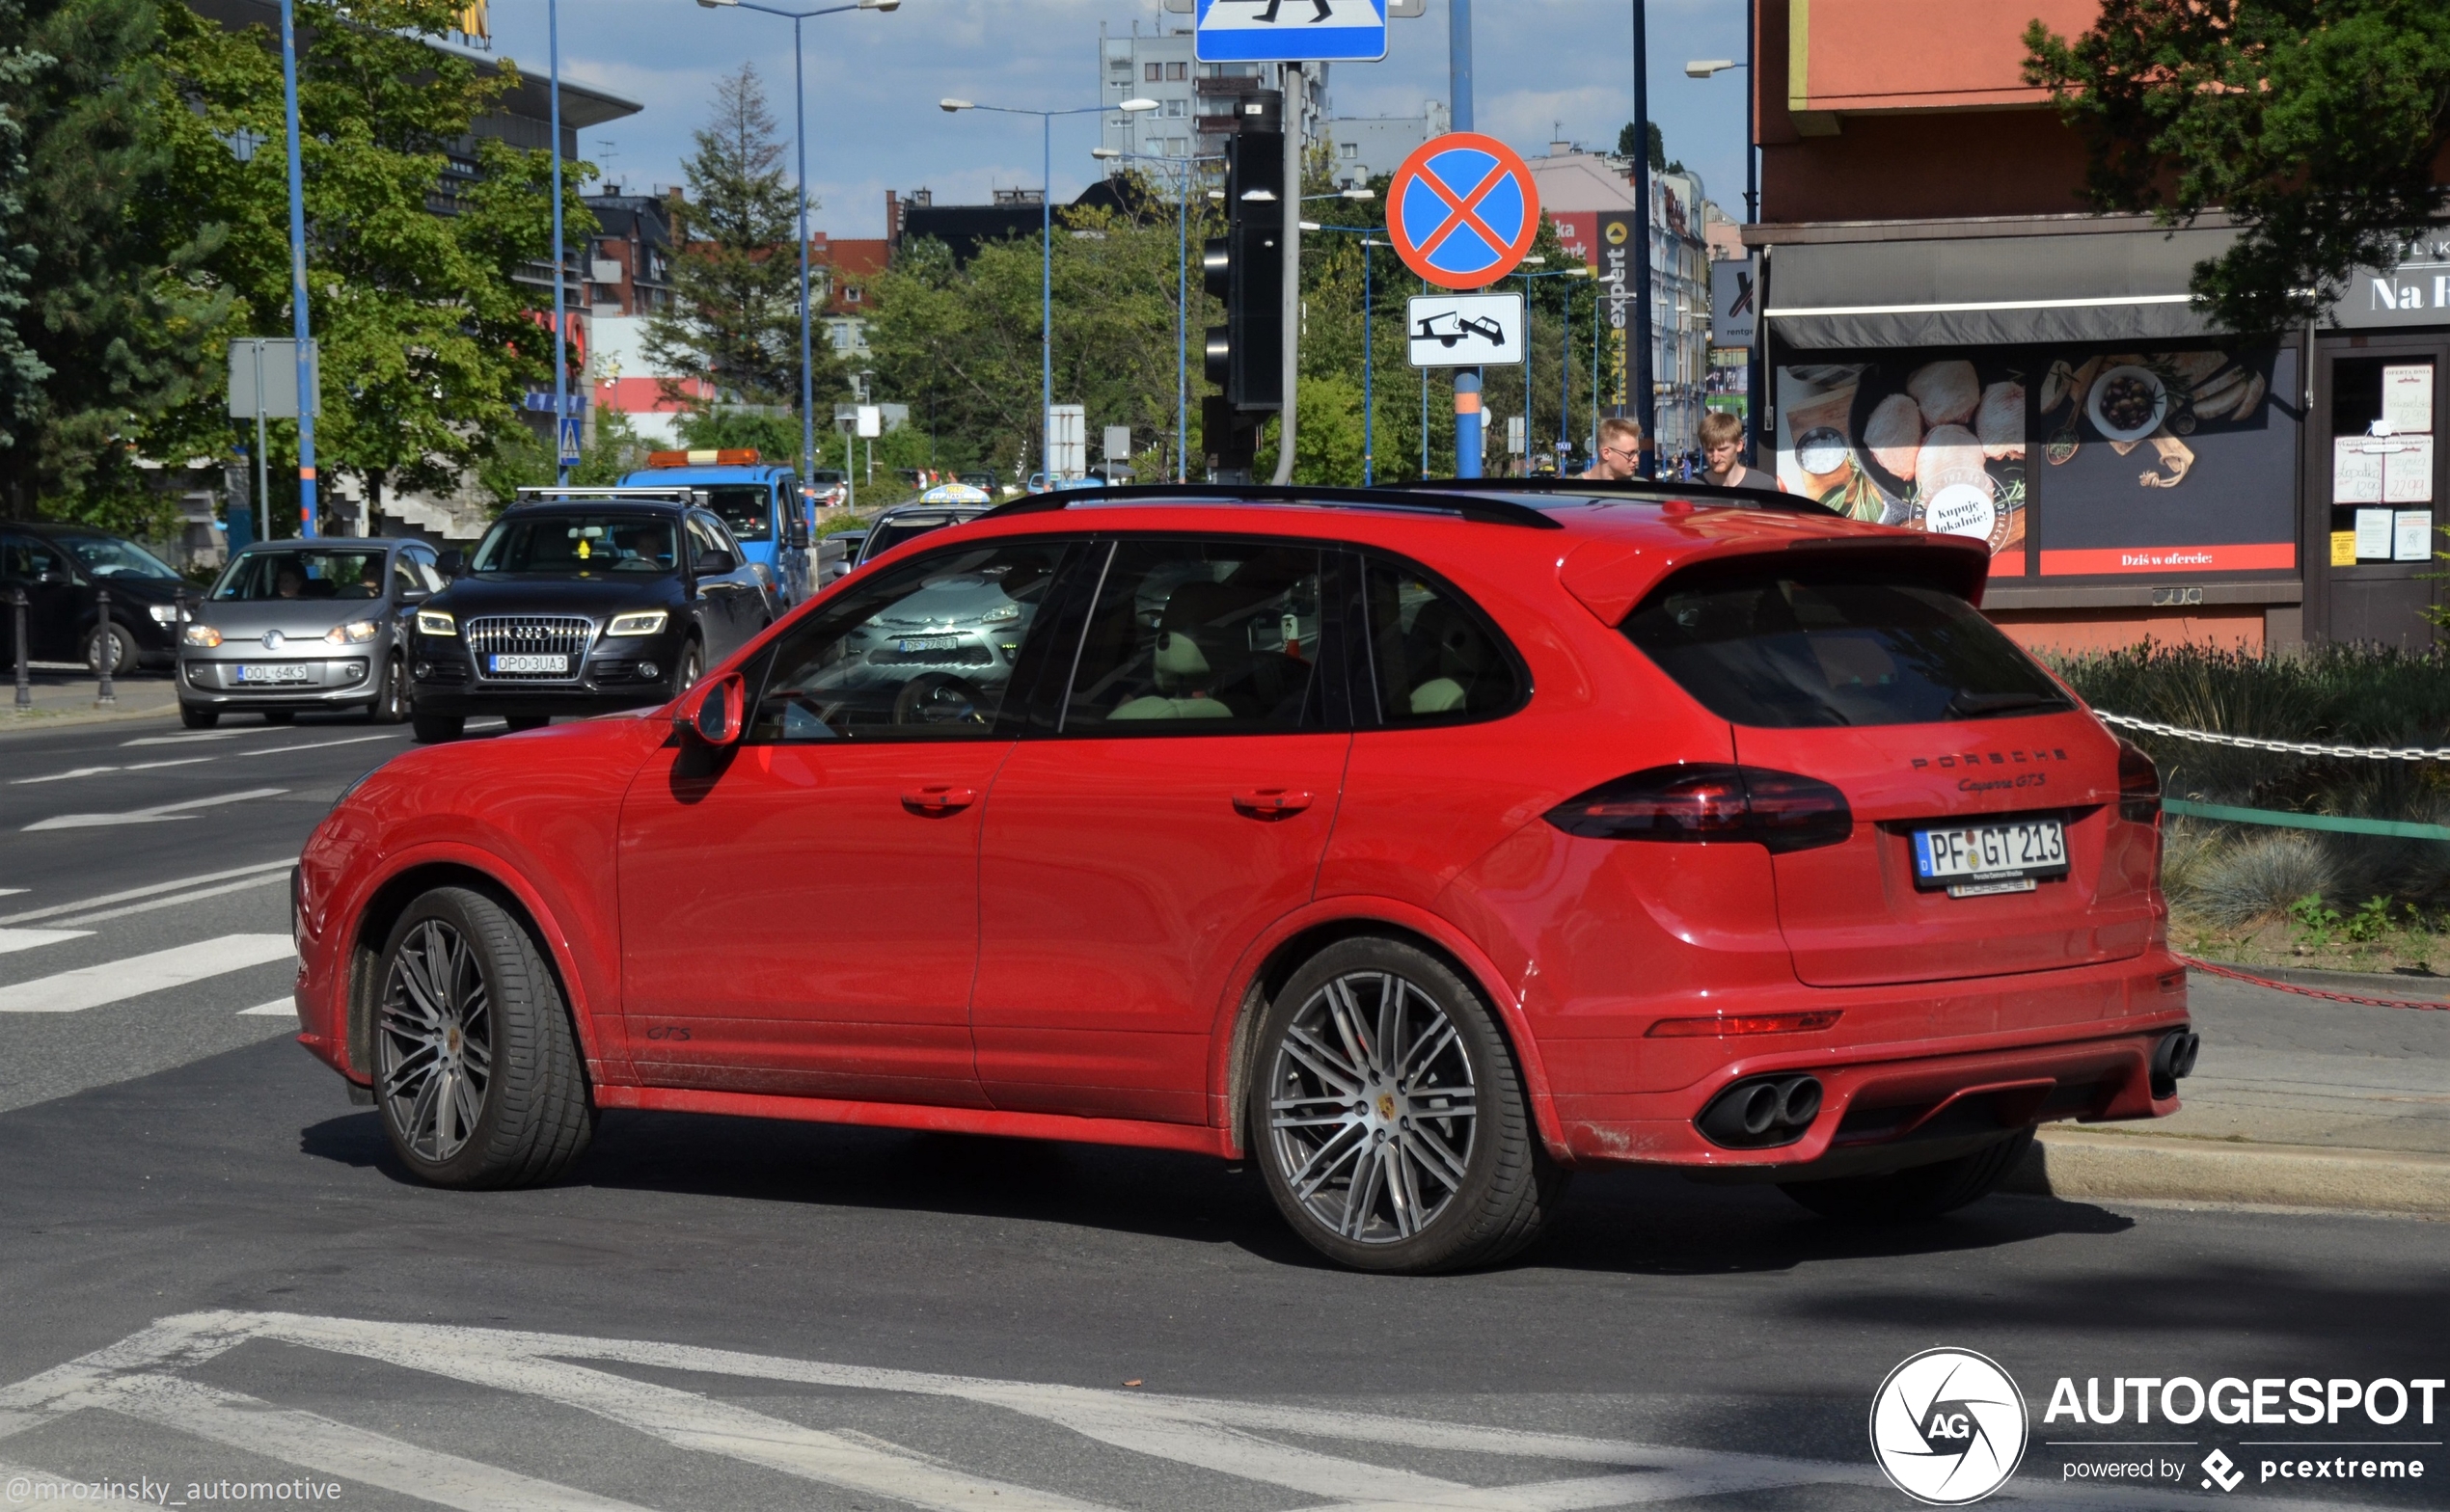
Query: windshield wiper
[[1946, 690, 2069, 719]]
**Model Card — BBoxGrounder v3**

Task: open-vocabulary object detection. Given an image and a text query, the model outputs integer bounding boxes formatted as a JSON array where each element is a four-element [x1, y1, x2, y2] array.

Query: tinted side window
[[1358, 556, 1524, 725], [1620, 560, 2070, 728], [1061, 538, 1323, 734], [748, 541, 1065, 742]]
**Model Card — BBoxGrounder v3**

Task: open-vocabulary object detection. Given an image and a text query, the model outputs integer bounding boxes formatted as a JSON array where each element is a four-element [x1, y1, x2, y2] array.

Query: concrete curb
[[2194, 960, 2449, 998], [2007, 1128, 2450, 1216], [0, 702, 179, 737]]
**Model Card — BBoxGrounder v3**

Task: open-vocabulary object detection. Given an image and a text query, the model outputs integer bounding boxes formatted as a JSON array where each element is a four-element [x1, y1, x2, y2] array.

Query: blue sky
[[480, 0, 1750, 239]]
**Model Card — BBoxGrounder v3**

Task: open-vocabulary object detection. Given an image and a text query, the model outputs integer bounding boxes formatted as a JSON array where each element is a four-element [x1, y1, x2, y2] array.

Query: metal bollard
[[11, 584, 27, 712], [93, 585, 116, 708]]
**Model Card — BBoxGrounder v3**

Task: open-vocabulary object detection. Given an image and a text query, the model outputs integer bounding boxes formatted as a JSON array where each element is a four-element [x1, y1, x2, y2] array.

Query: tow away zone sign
[[1407, 292, 1523, 367]]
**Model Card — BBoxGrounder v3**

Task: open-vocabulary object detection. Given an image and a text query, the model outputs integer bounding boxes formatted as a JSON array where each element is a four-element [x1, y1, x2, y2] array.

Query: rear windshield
[[1622, 562, 2071, 728], [214, 550, 388, 601], [860, 512, 978, 562]]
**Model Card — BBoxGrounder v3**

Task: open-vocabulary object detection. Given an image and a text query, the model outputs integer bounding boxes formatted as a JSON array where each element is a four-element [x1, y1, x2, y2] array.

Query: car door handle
[[1233, 787, 1313, 818], [901, 785, 978, 816]]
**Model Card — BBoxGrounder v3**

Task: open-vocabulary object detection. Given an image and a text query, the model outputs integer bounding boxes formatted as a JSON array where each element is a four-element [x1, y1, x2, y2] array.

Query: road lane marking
[[12, 757, 215, 785], [119, 732, 239, 746], [0, 889, 20, 897], [240, 734, 402, 756], [0, 934, 294, 1013], [22, 787, 287, 831], [0, 860, 292, 927], [48, 873, 291, 928], [0, 1311, 2377, 1512], [0, 930, 91, 957], [237, 999, 295, 1016]]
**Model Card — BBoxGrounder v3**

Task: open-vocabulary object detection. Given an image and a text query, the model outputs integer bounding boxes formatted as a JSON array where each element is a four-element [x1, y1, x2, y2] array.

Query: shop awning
[[1763, 226, 2237, 349]]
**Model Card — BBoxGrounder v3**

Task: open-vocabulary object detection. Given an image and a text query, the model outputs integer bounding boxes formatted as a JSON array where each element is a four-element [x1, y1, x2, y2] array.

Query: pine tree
[[647, 64, 830, 417]]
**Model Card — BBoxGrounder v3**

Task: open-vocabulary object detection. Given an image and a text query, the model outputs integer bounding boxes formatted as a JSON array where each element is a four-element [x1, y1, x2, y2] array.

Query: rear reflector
[[2117, 739, 2160, 823], [646, 448, 762, 468], [1650, 1012, 1842, 1038], [1544, 763, 1853, 853]]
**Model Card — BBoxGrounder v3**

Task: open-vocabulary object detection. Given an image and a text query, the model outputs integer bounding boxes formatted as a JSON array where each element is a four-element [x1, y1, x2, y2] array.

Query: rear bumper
[[1547, 958, 2192, 1172]]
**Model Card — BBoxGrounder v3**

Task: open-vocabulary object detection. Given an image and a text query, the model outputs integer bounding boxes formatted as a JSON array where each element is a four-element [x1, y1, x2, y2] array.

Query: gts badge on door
[[642, 1025, 693, 1041]]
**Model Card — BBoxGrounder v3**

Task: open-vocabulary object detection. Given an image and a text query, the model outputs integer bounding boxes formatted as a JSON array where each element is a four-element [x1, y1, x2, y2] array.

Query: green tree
[[1616, 120, 1678, 174], [2025, 0, 2450, 333], [154, 0, 589, 529], [647, 64, 828, 416]]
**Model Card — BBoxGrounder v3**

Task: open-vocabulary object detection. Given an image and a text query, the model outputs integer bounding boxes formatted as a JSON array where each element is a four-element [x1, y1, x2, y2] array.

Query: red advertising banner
[[2037, 544, 2297, 575]]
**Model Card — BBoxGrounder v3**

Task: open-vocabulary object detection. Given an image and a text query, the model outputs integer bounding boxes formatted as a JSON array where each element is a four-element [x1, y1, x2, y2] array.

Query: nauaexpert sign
[[1194, 0, 1387, 63], [1407, 292, 1524, 367], [1387, 132, 1542, 290]]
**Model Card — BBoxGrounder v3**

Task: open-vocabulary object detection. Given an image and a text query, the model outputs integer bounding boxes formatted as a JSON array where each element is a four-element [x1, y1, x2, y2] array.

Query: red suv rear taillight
[[1544, 764, 1853, 853], [2117, 739, 2160, 824]]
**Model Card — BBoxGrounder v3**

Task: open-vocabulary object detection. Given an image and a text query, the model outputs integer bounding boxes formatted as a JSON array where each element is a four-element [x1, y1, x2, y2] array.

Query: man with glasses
[[1582, 416, 1646, 481]]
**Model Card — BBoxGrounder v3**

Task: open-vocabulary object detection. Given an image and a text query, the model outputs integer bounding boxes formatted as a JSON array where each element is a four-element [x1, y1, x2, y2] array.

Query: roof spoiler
[[980, 481, 1565, 530]]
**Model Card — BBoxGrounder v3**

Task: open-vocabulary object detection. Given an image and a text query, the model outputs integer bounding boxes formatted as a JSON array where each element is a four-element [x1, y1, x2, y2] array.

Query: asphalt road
[[0, 709, 2441, 1512]]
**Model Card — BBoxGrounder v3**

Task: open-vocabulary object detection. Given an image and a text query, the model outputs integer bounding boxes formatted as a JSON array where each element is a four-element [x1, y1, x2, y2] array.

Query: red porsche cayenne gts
[[289, 482, 2196, 1273]]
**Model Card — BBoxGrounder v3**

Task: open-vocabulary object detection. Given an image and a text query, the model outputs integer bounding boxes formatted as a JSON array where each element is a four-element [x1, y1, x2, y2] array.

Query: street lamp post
[[1094, 147, 1224, 483], [277, 0, 317, 537], [1687, 51, 1758, 465], [1515, 261, 1591, 475], [697, 0, 900, 494], [944, 95, 1157, 481]]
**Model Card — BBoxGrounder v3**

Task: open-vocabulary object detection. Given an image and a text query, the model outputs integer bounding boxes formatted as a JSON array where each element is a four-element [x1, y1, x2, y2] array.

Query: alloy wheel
[[377, 917, 495, 1164], [1265, 969, 1479, 1245]]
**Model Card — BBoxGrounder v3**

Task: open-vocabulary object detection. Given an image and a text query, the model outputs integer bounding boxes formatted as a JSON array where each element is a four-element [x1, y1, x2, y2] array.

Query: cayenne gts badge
[[1869, 1348, 2028, 1504]]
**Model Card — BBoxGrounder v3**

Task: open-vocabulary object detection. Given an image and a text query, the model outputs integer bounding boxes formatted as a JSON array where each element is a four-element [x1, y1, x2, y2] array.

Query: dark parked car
[[0, 523, 193, 675], [407, 490, 771, 743], [852, 502, 993, 571], [177, 539, 444, 728]]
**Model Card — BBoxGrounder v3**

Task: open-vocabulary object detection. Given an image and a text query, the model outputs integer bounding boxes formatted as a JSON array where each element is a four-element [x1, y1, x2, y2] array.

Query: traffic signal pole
[[1269, 65, 1302, 485], [1449, 0, 1482, 479]]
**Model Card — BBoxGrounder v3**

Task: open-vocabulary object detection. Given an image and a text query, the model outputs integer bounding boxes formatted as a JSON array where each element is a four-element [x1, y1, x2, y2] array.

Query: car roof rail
[[510, 486, 696, 506], [1379, 475, 1838, 517], [978, 481, 1565, 531]]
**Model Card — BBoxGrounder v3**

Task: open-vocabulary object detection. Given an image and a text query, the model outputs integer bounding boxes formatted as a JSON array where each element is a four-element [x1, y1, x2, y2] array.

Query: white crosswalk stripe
[[22, 787, 287, 831], [0, 933, 294, 1013], [237, 997, 296, 1016], [0, 929, 88, 957], [0, 1312, 2379, 1512]]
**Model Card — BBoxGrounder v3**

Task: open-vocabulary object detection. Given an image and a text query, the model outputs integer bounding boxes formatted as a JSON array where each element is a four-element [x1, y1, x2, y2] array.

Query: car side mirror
[[436, 550, 466, 579], [694, 547, 738, 576], [35, 569, 67, 587], [684, 671, 745, 746], [788, 512, 810, 551]]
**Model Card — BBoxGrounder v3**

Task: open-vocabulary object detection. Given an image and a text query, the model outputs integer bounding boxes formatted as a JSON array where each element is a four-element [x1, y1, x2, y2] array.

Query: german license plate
[[487, 654, 568, 674], [894, 635, 961, 653], [1913, 819, 2068, 893], [233, 662, 313, 684]]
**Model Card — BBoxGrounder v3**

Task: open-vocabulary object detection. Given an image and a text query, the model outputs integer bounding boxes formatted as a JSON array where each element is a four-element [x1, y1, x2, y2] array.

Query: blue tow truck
[[618, 448, 814, 607]]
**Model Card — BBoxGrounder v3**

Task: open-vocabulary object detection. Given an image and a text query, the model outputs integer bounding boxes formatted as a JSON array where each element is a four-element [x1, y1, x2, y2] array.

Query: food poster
[[2032, 346, 2299, 574], [1774, 358, 2028, 570]]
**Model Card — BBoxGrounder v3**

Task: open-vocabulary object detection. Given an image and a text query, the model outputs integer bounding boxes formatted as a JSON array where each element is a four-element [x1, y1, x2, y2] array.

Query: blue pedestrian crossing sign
[[1195, 0, 1387, 64], [558, 416, 583, 468]]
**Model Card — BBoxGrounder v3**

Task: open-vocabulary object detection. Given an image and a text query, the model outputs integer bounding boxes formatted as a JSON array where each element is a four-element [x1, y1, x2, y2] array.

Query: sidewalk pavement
[[0, 667, 181, 734], [2011, 966, 2450, 1216]]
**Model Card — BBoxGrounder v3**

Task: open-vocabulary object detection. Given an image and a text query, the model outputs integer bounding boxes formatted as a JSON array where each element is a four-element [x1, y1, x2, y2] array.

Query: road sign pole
[[1630, 0, 1655, 476], [1270, 64, 1302, 485], [1455, 369, 1481, 478], [278, 0, 317, 539], [252, 341, 271, 542], [1361, 244, 1373, 485], [1449, 0, 1472, 132]]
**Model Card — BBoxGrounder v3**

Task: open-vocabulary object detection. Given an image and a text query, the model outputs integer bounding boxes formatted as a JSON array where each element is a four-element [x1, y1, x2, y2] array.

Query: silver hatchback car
[[177, 539, 447, 728]]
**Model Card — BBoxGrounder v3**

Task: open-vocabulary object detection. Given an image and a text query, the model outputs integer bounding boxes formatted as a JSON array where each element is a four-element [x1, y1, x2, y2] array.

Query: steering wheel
[[891, 672, 988, 726]]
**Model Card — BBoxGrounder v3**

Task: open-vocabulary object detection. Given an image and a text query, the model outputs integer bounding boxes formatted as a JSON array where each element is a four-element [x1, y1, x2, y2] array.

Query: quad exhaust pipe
[[1698, 1074, 1823, 1148]]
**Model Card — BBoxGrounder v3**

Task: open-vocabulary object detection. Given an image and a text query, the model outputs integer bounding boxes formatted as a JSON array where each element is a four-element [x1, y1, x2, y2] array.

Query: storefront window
[[2328, 356, 2436, 566]]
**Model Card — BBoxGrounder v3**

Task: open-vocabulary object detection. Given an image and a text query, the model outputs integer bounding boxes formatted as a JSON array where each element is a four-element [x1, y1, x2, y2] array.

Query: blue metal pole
[[1042, 113, 1053, 479], [1455, 370, 1482, 478], [1561, 279, 1571, 460], [278, 0, 316, 537], [796, 16, 815, 489], [550, 0, 567, 484], [1177, 162, 1187, 482], [1522, 275, 1533, 474], [1449, 0, 1473, 133], [1362, 243, 1373, 485]]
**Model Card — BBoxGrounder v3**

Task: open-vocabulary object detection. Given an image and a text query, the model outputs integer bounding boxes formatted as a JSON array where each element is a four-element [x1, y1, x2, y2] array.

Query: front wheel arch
[[346, 860, 596, 1087]]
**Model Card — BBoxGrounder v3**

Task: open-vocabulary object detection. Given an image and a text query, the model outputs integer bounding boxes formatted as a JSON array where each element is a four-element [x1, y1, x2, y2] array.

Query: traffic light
[[1204, 93, 1284, 414]]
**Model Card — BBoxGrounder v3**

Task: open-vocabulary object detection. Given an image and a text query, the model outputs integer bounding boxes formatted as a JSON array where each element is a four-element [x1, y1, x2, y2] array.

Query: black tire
[[83, 620, 134, 677], [504, 715, 548, 733], [412, 711, 464, 743], [674, 638, 703, 693], [1779, 1128, 2035, 1224], [1249, 936, 1568, 1274], [371, 885, 594, 1189], [177, 702, 218, 730], [369, 656, 408, 723], [261, 709, 296, 725]]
